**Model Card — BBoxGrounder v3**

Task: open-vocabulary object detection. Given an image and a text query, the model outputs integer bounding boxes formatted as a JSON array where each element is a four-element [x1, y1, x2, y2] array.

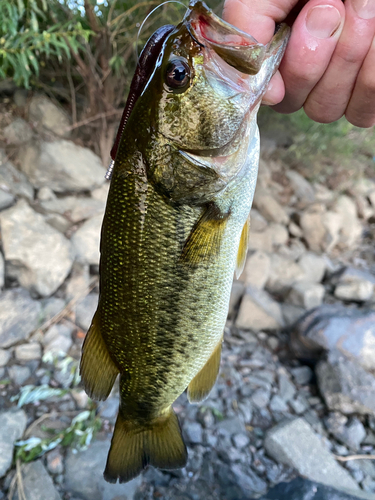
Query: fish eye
[[165, 59, 191, 89]]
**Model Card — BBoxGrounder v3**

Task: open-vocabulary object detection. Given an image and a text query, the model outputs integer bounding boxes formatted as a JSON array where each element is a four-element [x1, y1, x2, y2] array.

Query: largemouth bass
[[80, 0, 289, 484]]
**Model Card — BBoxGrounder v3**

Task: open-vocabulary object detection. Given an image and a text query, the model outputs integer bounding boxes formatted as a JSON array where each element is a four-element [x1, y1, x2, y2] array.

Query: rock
[[40, 196, 105, 224], [230, 464, 268, 496], [262, 477, 372, 500], [253, 188, 289, 225], [236, 286, 284, 331], [28, 94, 70, 138], [333, 195, 362, 248], [251, 388, 271, 408], [267, 223, 289, 247], [290, 366, 313, 385], [75, 294, 98, 331], [316, 354, 375, 415], [19, 460, 61, 500], [46, 448, 64, 475], [99, 396, 119, 422], [185, 421, 203, 444], [250, 208, 268, 232], [228, 281, 245, 318], [299, 204, 329, 253], [91, 183, 109, 203], [287, 281, 325, 309], [281, 303, 305, 327], [286, 170, 315, 205], [43, 324, 73, 356], [65, 439, 142, 500], [0, 349, 10, 367], [37, 186, 56, 201], [0, 408, 27, 478], [322, 210, 343, 252], [41, 297, 65, 323], [0, 200, 74, 297], [243, 251, 271, 288], [0, 155, 34, 199], [278, 372, 296, 403], [0, 252, 4, 289], [0, 189, 14, 210], [65, 263, 90, 302], [266, 254, 305, 294], [0, 288, 42, 348], [71, 215, 103, 265], [3, 118, 33, 145], [45, 213, 72, 233], [291, 305, 375, 372], [232, 433, 250, 448], [264, 418, 359, 492], [325, 413, 366, 451], [15, 343, 42, 361], [248, 229, 273, 253], [333, 267, 375, 303], [8, 365, 31, 385], [13, 88, 28, 107], [298, 252, 326, 283], [269, 395, 289, 413], [18, 140, 105, 192]]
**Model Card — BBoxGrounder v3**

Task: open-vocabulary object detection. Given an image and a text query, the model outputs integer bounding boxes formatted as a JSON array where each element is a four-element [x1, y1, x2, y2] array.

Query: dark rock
[[261, 477, 371, 500], [8, 365, 31, 385]]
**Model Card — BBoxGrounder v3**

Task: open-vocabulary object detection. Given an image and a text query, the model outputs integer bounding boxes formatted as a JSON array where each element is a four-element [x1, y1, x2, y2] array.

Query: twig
[[67, 64, 77, 125], [25, 410, 81, 437], [335, 454, 375, 462], [63, 109, 122, 132], [7, 472, 17, 500], [16, 460, 26, 500]]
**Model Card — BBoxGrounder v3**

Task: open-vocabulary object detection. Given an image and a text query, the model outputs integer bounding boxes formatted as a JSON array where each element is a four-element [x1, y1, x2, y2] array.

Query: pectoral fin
[[80, 310, 119, 401], [236, 215, 250, 279], [187, 339, 222, 403], [181, 203, 229, 267]]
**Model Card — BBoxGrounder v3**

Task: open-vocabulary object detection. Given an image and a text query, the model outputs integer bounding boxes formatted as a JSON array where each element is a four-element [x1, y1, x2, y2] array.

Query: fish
[[80, 0, 290, 484]]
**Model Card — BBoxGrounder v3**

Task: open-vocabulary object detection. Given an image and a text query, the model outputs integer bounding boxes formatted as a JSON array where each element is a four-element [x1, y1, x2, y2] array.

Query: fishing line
[[136, 0, 187, 59]]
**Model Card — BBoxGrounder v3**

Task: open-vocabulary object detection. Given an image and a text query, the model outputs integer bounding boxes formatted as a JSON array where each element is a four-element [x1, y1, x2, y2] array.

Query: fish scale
[[80, 0, 289, 484]]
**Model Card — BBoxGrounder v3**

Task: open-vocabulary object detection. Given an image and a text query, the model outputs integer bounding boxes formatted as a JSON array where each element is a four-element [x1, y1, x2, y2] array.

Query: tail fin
[[103, 408, 187, 483]]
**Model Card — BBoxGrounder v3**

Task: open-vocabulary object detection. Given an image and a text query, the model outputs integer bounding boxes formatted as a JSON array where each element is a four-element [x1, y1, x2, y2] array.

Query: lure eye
[[165, 59, 191, 89]]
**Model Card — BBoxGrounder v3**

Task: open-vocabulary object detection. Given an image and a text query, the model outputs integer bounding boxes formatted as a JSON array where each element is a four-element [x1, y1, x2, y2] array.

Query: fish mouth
[[187, 0, 290, 76]]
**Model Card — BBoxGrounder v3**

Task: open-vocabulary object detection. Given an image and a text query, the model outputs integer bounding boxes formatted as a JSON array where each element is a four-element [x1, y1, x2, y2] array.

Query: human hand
[[223, 0, 375, 127]]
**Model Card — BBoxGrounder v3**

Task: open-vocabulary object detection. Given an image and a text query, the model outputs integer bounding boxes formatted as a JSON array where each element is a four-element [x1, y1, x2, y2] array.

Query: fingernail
[[351, 0, 375, 19], [306, 5, 342, 39]]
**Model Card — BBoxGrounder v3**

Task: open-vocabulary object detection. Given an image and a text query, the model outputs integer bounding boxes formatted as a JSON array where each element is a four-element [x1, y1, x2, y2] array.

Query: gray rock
[[0, 252, 4, 289], [236, 286, 284, 332], [266, 254, 305, 294], [289, 394, 309, 414], [251, 388, 271, 409], [185, 421, 203, 444], [19, 460, 61, 499], [269, 395, 289, 413], [3, 118, 33, 145], [248, 228, 273, 253], [325, 413, 366, 451], [45, 213, 72, 233], [91, 183, 109, 203], [0, 408, 27, 478], [18, 140, 105, 192], [249, 208, 268, 232], [99, 396, 119, 422], [253, 188, 289, 225], [317, 354, 375, 414], [0, 200, 74, 297], [65, 262, 90, 302], [216, 416, 247, 435], [0, 189, 14, 210], [41, 196, 105, 223], [287, 281, 325, 309], [298, 252, 326, 283], [231, 464, 268, 496], [41, 297, 65, 323], [15, 343, 42, 361], [267, 223, 289, 247], [333, 195, 362, 249], [291, 306, 375, 372], [8, 365, 31, 385], [278, 371, 296, 403], [0, 349, 10, 367], [281, 303, 305, 327], [65, 439, 142, 500], [228, 280, 245, 318], [28, 94, 70, 138], [0, 156, 34, 199], [0, 288, 42, 348], [264, 418, 359, 492], [243, 251, 271, 288], [71, 215, 103, 265], [46, 448, 64, 475], [262, 477, 373, 500], [290, 366, 313, 385], [43, 324, 73, 356], [334, 267, 375, 303], [37, 186, 56, 201], [232, 433, 250, 449], [286, 170, 315, 205], [75, 293, 98, 331]]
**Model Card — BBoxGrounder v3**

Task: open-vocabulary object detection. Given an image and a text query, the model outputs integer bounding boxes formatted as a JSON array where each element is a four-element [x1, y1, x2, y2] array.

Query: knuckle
[[335, 41, 366, 66]]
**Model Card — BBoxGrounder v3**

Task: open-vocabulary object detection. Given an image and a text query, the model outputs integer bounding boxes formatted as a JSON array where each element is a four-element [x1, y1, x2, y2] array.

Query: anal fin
[[188, 339, 222, 403], [236, 215, 250, 279], [180, 203, 229, 267], [80, 310, 119, 401], [104, 407, 187, 483]]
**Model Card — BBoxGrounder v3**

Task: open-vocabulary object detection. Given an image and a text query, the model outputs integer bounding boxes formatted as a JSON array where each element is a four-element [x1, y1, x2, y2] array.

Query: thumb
[[222, 0, 299, 44]]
